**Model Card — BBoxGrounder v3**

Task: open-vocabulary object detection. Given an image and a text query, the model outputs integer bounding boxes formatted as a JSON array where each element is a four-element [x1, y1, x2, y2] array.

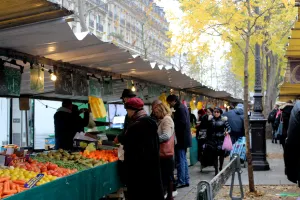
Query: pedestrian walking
[[196, 108, 213, 167], [167, 95, 191, 189], [223, 106, 244, 144], [152, 100, 176, 200], [284, 101, 300, 187], [207, 107, 232, 175], [123, 97, 164, 200], [268, 104, 279, 143], [275, 100, 294, 149]]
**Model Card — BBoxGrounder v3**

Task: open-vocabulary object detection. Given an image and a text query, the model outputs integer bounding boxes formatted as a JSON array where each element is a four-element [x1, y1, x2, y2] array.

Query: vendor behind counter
[[54, 100, 111, 150]]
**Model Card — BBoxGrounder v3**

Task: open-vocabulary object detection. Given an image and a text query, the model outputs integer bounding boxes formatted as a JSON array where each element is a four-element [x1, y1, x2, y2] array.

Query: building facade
[[51, 0, 170, 65]]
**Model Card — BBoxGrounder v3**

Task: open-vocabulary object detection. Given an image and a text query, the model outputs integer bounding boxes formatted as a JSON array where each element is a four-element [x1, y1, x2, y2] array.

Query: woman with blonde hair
[[152, 100, 176, 200]]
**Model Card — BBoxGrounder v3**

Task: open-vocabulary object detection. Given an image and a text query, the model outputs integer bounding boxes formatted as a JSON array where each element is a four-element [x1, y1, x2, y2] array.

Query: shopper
[[114, 89, 136, 144], [275, 100, 294, 149], [54, 99, 78, 150], [123, 98, 164, 200], [223, 106, 244, 144], [188, 107, 197, 127], [268, 104, 279, 143], [167, 95, 191, 189], [196, 108, 213, 166], [207, 107, 231, 175], [152, 100, 175, 200], [284, 101, 300, 187]]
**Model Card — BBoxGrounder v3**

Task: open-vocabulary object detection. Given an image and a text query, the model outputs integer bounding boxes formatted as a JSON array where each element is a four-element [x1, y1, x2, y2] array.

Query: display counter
[[6, 162, 122, 200]]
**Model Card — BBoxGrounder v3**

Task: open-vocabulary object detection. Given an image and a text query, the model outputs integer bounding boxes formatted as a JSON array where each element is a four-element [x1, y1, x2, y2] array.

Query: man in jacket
[[284, 101, 300, 187], [275, 101, 294, 149], [223, 106, 244, 144], [54, 99, 89, 150], [268, 104, 279, 143], [167, 95, 192, 188]]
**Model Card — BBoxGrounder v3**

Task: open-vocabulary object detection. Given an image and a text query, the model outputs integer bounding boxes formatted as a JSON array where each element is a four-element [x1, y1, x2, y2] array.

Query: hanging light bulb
[[50, 73, 57, 81], [48, 69, 57, 81], [131, 80, 136, 92]]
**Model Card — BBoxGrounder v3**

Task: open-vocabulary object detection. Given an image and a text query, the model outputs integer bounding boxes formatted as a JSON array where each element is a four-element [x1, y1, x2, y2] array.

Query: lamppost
[[250, 24, 270, 170]]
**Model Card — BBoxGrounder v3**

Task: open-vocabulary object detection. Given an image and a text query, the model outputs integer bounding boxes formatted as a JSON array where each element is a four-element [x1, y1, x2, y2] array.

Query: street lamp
[[250, 42, 270, 171]]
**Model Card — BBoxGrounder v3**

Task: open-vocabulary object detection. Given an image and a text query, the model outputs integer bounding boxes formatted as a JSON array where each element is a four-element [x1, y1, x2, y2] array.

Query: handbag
[[160, 134, 175, 157], [275, 115, 283, 139]]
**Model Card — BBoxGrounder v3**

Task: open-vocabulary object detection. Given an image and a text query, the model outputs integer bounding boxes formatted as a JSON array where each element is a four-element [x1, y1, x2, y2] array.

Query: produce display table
[[6, 162, 122, 200], [189, 137, 198, 166]]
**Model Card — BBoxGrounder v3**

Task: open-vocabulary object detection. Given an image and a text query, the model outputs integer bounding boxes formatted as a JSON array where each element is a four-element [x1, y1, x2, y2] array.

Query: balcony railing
[[88, 0, 108, 12], [96, 23, 103, 32]]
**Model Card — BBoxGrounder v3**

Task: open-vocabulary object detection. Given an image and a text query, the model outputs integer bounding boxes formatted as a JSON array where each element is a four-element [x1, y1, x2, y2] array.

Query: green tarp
[[7, 162, 122, 200]]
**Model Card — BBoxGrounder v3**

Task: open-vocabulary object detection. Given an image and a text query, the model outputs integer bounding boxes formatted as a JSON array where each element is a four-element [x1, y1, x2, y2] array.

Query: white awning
[[0, 17, 240, 102]]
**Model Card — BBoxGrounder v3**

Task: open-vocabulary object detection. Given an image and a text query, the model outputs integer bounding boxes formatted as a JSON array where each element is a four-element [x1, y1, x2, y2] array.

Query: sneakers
[[164, 191, 178, 199], [172, 190, 178, 197]]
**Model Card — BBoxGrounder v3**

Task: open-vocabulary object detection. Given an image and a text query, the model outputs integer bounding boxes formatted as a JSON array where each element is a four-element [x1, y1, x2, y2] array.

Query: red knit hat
[[125, 97, 144, 110]]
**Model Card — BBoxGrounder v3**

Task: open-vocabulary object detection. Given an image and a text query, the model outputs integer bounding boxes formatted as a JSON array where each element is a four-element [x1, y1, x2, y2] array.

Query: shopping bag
[[222, 135, 233, 151]]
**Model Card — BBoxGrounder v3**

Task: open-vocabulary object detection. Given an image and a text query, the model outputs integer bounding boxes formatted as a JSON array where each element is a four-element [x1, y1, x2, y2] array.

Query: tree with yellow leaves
[[169, 0, 297, 192]]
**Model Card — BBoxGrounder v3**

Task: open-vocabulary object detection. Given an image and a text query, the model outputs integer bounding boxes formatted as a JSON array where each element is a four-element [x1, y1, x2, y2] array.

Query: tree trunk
[[244, 33, 255, 193], [77, 0, 88, 32]]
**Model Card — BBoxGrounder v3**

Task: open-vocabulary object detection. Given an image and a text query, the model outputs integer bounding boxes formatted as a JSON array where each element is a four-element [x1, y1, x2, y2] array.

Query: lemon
[[36, 182, 41, 186], [11, 176, 17, 181]]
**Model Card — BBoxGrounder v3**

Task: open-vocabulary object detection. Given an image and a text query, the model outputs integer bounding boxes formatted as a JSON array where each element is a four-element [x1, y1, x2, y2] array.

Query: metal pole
[[250, 6, 270, 171]]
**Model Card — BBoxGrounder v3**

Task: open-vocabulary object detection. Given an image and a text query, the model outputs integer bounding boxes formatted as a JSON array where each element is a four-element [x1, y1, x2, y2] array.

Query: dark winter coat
[[207, 116, 232, 151], [123, 114, 164, 200], [173, 101, 192, 149], [117, 114, 130, 145], [223, 108, 244, 138], [284, 101, 300, 185], [73, 111, 89, 133], [275, 104, 294, 145], [54, 107, 88, 150]]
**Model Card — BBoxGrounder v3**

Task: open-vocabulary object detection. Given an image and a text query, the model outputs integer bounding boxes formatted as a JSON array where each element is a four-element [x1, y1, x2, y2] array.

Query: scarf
[[131, 110, 148, 122]]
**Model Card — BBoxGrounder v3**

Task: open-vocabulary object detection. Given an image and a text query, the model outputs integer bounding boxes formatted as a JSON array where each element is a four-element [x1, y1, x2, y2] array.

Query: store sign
[[0, 67, 21, 96], [73, 69, 88, 96], [89, 79, 101, 97], [30, 67, 44, 92], [55, 67, 73, 95]]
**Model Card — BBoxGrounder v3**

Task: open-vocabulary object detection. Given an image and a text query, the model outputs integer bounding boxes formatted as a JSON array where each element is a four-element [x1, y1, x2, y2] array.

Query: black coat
[[117, 114, 130, 145], [207, 116, 231, 151], [284, 101, 300, 185], [173, 102, 192, 149], [54, 108, 89, 150], [275, 104, 294, 143], [124, 116, 164, 200], [223, 108, 244, 138]]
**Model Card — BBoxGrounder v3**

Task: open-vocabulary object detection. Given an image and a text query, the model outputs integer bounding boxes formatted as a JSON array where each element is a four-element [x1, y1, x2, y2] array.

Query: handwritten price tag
[[24, 174, 44, 188]]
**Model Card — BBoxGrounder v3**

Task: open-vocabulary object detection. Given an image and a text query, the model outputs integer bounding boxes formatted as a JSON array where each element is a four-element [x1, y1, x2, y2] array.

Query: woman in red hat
[[123, 97, 164, 200]]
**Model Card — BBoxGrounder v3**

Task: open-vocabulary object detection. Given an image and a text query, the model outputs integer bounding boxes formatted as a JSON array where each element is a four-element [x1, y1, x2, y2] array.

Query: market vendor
[[54, 99, 77, 150]]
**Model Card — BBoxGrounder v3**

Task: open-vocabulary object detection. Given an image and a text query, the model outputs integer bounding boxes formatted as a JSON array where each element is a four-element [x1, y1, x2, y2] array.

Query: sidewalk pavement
[[175, 140, 293, 200]]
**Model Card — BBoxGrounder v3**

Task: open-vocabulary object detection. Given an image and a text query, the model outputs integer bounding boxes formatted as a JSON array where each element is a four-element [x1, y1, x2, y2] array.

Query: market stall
[[0, 1, 244, 199]]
